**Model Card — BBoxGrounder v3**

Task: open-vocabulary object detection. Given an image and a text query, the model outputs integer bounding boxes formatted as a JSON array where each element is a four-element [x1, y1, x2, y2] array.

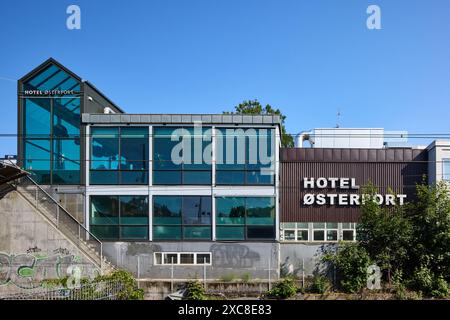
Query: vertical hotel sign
[[301, 177, 407, 206]]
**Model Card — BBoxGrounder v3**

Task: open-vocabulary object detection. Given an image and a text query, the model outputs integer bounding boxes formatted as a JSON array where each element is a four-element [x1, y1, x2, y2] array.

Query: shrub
[[431, 276, 449, 298], [323, 243, 371, 293], [412, 266, 434, 294], [267, 277, 298, 299], [185, 280, 206, 300], [95, 269, 144, 300], [220, 273, 237, 282], [308, 275, 330, 294], [241, 272, 252, 283]]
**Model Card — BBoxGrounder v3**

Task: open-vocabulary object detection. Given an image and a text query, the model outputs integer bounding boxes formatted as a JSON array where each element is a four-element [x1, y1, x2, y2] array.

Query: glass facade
[[90, 127, 149, 184], [90, 195, 149, 240], [281, 222, 357, 242], [22, 63, 81, 184], [153, 196, 212, 240], [216, 128, 275, 185], [216, 197, 275, 240], [153, 127, 212, 185]]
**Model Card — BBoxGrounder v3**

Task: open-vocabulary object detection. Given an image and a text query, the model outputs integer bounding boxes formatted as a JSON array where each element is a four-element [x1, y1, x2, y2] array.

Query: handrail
[[2, 159, 103, 270]]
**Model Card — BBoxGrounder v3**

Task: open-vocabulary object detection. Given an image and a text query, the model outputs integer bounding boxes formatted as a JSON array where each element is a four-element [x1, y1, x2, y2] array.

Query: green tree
[[406, 181, 450, 284], [224, 99, 294, 147], [357, 183, 413, 285]]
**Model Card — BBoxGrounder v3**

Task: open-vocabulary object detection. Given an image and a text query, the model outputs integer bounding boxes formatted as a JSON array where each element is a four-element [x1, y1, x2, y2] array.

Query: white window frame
[[341, 222, 357, 242], [153, 252, 212, 266], [443, 158, 450, 181]]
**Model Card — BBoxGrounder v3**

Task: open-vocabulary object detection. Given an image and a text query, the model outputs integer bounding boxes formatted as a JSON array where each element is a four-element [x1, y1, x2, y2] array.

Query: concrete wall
[[102, 241, 279, 281], [0, 190, 100, 294], [280, 243, 337, 277]]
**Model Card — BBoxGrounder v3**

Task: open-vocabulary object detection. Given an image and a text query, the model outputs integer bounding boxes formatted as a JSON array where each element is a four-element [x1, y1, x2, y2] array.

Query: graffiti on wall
[[0, 247, 99, 289], [210, 244, 260, 268]]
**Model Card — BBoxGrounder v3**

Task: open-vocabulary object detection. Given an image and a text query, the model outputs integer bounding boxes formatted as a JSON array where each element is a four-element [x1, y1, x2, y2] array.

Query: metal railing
[[3, 160, 104, 271], [0, 280, 124, 300]]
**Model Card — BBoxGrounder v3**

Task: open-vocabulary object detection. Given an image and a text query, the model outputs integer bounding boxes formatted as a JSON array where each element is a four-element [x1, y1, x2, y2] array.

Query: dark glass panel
[[342, 230, 354, 241], [153, 171, 181, 184], [313, 230, 325, 241], [196, 254, 210, 264], [182, 171, 211, 184], [297, 230, 309, 241], [246, 197, 275, 225], [164, 253, 178, 264], [180, 253, 195, 264], [153, 127, 182, 170], [120, 226, 148, 240], [90, 171, 119, 184], [216, 197, 245, 225], [183, 227, 211, 240], [91, 127, 119, 170], [90, 196, 119, 225], [24, 139, 51, 170], [153, 226, 181, 240], [182, 196, 211, 225], [120, 196, 148, 225], [153, 196, 182, 224], [216, 226, 245, 240], [120, 127, 148, 171], [120, 171, 148, 185], [216, 171, 245, 185], [284, 230, 295, 241], [24, 98, 51, 138], [246, 226, 275, 239], [327, 230, 338, 241], [90, 226, 119, 240], [246, 171, 274, 185]]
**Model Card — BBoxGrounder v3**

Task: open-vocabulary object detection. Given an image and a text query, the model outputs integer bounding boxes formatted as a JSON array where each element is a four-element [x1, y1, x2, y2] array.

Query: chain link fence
[[0, 280, 124, 300]]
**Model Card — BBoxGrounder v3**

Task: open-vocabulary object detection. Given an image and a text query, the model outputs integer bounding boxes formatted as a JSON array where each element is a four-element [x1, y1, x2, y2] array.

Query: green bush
[[185, 280, 206, 300], [220, 273, 237, 282], [323, 243, 371, 293], [412, 266, 434, 294], [241, 272, 252, 283], [431, 276, 449, 298], [308, 275, 330, 294], [95, 269, 144, 300], [267, 277, 298, 299]]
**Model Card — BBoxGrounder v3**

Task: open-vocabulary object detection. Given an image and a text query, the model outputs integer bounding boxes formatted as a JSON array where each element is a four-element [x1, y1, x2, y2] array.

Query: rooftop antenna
[[336, 109, 342, 128]]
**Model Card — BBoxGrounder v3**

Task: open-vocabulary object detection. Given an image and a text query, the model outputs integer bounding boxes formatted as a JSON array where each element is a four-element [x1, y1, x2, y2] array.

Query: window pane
[[327, 230, 338, 241], [90, 171, 119, 184], [282, 223, 296, 229], [216, 171, 245, 185], [197, 254, 210, 264], [216, 226, 245, 240], [342, 230, 355, 241], [120, 196, 148, 225], [297, 223, 308, 229], [164, 253, 178, 264], [284, 230, 296, 241], [90, 225, 119, 240], [246, 197, 275, 225], [153, 196, 182, 224], [341, 223, 351, 229], [90, 196, 119, 225], [297, 230, 309, 241], [24, 139, 51, 182], [91, 128, 119, 170], [153, 170, 182, 184], [444, 160, 450, 181], [246, 171, 274, 185], [183, 226, 211, 240], [216, 197, 245, 225], [313, 223, 325, 229], [153, 226, 182, 240], [180, 253, 195, 264], [153, 127, 182, 170], [120, 226, 148, 240], [327, 222, 338, 229], [183, 171, 211, 184], [52, 138, 80, 184], [247, 226, 275, 239], [183, 196, 211, 225], [120, 127, 148, 171], [154, 253, 162, 265], [313, 230, 325, 241], [24, 98, 51, 138], [120, 171, 148, 185]]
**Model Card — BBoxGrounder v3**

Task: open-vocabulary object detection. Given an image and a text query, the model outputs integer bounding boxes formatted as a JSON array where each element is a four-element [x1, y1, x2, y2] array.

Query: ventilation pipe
[[295, 130, 314, 148]]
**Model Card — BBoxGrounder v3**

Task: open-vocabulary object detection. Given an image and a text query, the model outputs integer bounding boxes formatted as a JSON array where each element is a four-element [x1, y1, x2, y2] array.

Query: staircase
[[8, 174, 114, 274]]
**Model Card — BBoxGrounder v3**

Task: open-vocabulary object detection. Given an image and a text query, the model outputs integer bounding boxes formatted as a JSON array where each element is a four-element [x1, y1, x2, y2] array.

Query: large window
[[153, 127, 212, 185], [153, 196, 212, 240], [90, 127, 149, 185], [216, 197, 275, 240], [22, 63, 81, 184], [443, 159, 450, 181], [216, 128, 274, 185], [90, 195, 148, 240], [153, 252, 211, 265]]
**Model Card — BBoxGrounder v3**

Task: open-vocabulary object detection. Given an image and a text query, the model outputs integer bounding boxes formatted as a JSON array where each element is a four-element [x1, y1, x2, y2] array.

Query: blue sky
[[0, 0, 449, 154]]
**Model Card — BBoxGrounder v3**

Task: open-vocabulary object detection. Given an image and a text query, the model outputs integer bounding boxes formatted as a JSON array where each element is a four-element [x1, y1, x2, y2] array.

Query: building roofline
[[83, 81, 125, 113], [18, 57, 82, 83]]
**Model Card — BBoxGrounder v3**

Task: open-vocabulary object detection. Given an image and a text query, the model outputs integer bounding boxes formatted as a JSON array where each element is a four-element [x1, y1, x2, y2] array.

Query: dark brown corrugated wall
[[279, 148, 428, 222]]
